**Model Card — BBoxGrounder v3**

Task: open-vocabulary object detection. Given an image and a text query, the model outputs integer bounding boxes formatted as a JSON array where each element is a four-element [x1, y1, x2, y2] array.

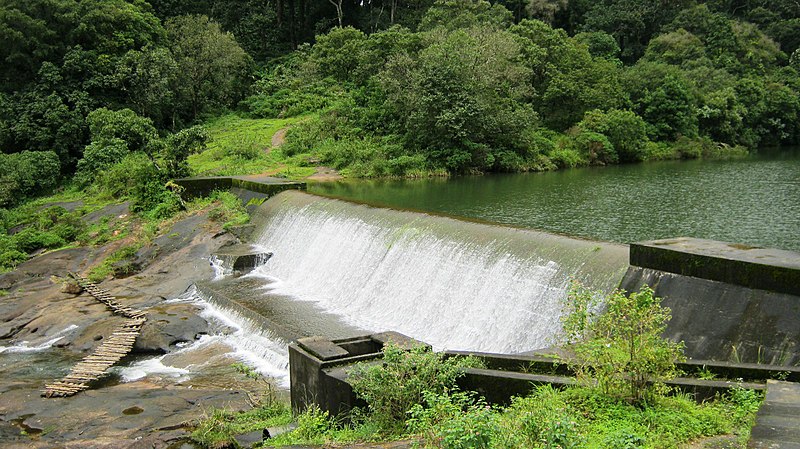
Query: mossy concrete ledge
[[173, 175, 306, 200], [630, 237, 800, 296]]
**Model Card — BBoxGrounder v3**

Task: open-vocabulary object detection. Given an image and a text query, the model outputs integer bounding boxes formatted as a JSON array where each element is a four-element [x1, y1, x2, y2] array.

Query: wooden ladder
[[43, 274, 147, 398]]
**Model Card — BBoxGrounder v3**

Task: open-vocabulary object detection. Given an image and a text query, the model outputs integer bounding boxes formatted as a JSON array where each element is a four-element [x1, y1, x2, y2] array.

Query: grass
[[190, 345, 763, 449], [191, 402, 294, 447], [190, 385, 762, 449], [188, 114, 316, 179]]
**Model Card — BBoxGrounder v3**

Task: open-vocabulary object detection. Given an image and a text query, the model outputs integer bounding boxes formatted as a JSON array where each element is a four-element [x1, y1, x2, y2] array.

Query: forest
[[1, 0, 799, 209]]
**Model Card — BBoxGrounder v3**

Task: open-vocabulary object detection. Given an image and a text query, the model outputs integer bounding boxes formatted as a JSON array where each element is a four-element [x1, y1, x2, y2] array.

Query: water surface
[[310, 150, 800, 251]]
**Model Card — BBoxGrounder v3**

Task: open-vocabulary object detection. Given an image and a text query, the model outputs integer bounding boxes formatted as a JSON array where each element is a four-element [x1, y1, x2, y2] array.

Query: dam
[[195, 189, 800, 380]]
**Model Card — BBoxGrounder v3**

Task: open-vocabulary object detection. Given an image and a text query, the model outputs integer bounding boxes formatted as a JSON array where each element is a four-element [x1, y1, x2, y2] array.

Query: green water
[[309, 150, 800, 251]]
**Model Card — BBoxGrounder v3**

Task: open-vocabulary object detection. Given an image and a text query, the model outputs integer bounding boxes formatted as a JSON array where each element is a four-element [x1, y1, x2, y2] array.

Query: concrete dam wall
[[620, 238, 800, 365], [241, 190, 630, 354], [204, 190, 800, 369]]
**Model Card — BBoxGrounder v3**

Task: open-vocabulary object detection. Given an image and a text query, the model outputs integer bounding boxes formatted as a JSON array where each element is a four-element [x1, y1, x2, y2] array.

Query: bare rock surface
[[0, 208, 254, 448]]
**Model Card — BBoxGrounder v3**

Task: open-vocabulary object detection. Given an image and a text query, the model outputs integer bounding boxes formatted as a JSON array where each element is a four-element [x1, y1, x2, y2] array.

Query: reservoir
[[310, 149, 800, 251]]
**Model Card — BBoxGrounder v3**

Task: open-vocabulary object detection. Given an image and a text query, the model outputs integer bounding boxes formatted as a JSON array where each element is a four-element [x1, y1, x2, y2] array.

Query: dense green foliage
[[192, 343, 762, 448], [235, 0, 797, 176], [2, 0, 798, 202], [349, 343, 484, 434]]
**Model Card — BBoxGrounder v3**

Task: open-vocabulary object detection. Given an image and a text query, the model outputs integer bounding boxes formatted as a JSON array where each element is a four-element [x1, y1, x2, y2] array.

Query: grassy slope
[[188, 114, 315, 179]]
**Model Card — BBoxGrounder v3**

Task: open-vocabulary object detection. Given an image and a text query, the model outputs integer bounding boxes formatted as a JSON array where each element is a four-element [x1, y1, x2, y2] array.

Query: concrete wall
[[173, 176, 305, 200], [622, 238, 800, 365]]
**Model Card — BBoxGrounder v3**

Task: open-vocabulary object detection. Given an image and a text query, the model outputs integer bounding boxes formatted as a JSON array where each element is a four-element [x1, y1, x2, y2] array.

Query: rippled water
[[311, 150, 800, 251]]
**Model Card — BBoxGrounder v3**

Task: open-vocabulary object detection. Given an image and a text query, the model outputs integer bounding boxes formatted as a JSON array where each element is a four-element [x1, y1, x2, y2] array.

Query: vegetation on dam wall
[[192, 285, 763, 448]]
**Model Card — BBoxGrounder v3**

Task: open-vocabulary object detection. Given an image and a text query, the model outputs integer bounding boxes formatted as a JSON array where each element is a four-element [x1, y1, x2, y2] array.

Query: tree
[[578, 109, 649, 162], [85, 108, 158, 154], [643, 29, 706, 67], [418, 0, 513, 31], [582, 0, 693, 62], [623, 63, 698, 141], [380, 26, 536, 173], [118, 46, 178, 127], [328, 0, 344, 27], [308, 26, 368, 83], [664, 5, 783, 73], [574, 31, 621, 61], [75, 107, 159, 184], [166, 15, 251, 120], [526, 0, 567, 25], [511, 20, 626, 130], [0, 150, 61, 207]]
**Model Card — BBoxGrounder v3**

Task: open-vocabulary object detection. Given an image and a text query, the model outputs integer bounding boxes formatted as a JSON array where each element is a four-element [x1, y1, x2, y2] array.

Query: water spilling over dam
[[205, 191, 629, 354]]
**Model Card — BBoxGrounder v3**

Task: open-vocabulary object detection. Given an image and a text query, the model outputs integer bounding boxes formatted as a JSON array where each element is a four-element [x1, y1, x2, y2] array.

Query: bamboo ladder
[[42, 274, 147, 398]]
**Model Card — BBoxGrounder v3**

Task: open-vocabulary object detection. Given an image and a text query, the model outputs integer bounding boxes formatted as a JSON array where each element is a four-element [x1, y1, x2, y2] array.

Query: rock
[[0, 381, 250, 445], [227, 224, 256, 242], [211, 245, 272, 276], [61, 280, 84, 294], [111, 258, 142, 278], [134, 303, 210, 354], [234, 429, 267, 448], [265, 423, 297, 439]]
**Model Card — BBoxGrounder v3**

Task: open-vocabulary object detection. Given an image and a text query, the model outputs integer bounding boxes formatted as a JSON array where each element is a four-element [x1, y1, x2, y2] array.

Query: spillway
[[236, 191, 629, 354]]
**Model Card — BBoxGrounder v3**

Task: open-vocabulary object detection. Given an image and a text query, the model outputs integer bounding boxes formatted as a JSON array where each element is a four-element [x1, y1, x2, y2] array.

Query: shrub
[[671, 136, 748, 159], [642, 141, 678, 161], [222, 136, 263, 160], [568, 130, 618, 165], [206, 190, 249, 230], [562, 282, 685, 405], [579, 109, 650, 162], [0, 151, 61, 207], [349, 343, 482, 434], [94, 152, 155, 199], [130, 177, 183, 219], [75, 138, 130, 185], [0, 249, 27, 270], [12, 228, 66, 253], [547, 146, 586, 169], [502, 385, 582, 449], [163, 125, 209, 178], [294, 405, 333, 440]]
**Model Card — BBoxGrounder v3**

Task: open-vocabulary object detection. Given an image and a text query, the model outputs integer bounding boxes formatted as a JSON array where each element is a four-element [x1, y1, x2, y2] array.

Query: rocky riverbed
[[0, 204, 275, 448]]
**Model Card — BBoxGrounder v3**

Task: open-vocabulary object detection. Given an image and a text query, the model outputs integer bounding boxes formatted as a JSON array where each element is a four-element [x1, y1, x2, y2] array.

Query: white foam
[[119, 357, 191, 382], [135, 286, 290, 387], [248, 205, 570, 353], [209, 255, 230, 279], [0, 324, 79, 354], [194, 294, 290, 385]]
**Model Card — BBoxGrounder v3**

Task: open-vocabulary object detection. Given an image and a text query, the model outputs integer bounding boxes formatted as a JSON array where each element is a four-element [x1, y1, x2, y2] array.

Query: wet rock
[[134, 303, 210, 354], [211, 244, 272, 276], [265, 423, 297, 439], [234, 429, 267, 448], [0, 381, 250, 445]]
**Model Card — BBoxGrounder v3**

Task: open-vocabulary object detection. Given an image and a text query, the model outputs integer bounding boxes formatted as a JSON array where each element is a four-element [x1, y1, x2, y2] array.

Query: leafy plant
[[348, 343, 482, 434], [190, 402, 292, 448], [562, 282, 685, 405]]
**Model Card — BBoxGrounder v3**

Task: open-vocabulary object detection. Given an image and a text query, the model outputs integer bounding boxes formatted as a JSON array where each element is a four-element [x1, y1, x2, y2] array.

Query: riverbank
[[0, 202, 274, 447]]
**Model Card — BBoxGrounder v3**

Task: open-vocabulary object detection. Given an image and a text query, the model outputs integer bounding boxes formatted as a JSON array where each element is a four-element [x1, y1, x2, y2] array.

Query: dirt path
[[307, 166, 343, 181], [271, 127, 288, 150], [268, 126, 343, 181]]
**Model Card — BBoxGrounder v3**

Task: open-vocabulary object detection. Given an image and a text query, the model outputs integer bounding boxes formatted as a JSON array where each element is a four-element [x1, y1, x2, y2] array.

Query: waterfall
[[245, 191, 629, 354]]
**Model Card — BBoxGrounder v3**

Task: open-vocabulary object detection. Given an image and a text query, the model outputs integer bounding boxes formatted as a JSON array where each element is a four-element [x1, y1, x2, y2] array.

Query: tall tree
[[166, 15, 251, 120]]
